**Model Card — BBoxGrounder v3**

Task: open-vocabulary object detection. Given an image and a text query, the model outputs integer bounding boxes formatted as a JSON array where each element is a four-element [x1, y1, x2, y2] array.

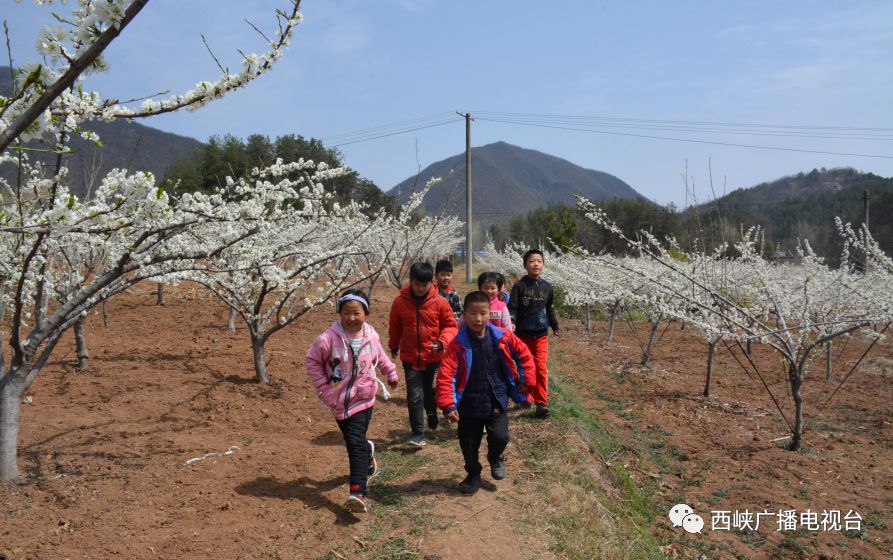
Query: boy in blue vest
[[436, 291, 535, 494]]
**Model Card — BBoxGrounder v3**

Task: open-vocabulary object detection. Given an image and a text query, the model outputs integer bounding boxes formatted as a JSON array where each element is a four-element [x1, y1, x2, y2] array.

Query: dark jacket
[[459, 330, 504, 418], [436, 324, 535, 415], [508, 276, 559, 338], [438, 285, 463, 320]]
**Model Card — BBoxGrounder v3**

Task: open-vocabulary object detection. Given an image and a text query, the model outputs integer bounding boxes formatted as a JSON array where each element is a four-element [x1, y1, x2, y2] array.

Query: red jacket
[[388, 283, 458, 369], [435, 323, 535, 412]]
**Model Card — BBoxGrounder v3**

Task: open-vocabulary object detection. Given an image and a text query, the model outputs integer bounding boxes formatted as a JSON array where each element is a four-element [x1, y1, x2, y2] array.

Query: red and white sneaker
[[345, 492, 367, 513]]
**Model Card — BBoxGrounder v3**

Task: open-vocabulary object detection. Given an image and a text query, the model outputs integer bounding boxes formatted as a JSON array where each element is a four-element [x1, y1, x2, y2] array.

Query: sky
[[5, 0, 892, 208]]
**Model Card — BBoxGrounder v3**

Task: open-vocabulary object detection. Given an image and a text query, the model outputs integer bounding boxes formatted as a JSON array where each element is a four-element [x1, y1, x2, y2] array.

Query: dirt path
[[1, 285, 552, 560], [6, 282, 888, 559]]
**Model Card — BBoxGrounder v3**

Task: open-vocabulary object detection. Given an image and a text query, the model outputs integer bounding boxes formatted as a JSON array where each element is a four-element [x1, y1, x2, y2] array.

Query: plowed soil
[[2, 282, 891, 559]]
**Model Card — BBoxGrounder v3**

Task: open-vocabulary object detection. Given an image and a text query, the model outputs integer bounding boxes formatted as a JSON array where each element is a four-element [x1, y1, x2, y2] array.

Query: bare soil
[[2, 282, 891, 559], [558, 314, 893, 559], [1, 284, 550, 560]]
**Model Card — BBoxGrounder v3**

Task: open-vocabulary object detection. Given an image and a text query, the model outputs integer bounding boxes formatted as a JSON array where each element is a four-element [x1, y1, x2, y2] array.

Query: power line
[[321, 111, 456, 142], [472, 113, 893, 141], [328, 117, 461, 147], [470, 110, 893, 133], [474, 116, 893, 160]]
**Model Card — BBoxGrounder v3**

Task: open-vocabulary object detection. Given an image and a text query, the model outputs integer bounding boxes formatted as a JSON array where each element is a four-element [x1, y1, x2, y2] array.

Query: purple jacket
[[306, 321, 398, 420]]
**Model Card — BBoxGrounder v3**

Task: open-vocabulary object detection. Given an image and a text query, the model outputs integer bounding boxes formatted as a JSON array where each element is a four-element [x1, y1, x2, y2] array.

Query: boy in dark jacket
[[437, 291, 535, 494], [508, 249, 560, 418], [389, 262, 458, 446], [435, 259, 463, 320]]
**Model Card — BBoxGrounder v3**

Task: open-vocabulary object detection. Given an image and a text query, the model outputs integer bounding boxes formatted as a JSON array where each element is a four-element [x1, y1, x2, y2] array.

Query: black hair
[[477, 271, 500, 289], [495, 272, 506, 289], [463, 290, 491, 309], [523, 248, 545, 266], [337, 288, 370, 313], [435, 259, 453, 274], [409, 262, 434, 283]]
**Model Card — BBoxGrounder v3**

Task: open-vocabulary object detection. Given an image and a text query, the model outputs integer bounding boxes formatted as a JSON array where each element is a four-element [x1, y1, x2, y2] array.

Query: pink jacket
[[306, 321, 398, 420], [457, 297, 513, 330], [488, 297, 512, 329]]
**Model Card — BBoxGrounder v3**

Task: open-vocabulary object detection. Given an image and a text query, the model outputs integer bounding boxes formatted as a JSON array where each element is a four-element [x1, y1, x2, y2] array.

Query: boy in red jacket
[[437, 291, 535, 494], [389, 262, 458, 446]]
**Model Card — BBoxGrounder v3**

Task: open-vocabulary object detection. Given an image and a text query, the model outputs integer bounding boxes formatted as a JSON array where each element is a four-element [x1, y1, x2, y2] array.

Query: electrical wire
[[470, 110, 893, 133], [473, 116, 893, 160]]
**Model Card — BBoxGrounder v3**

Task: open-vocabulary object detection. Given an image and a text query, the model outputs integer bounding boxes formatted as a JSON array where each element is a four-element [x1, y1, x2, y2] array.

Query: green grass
[[515, 356, 664, 560]]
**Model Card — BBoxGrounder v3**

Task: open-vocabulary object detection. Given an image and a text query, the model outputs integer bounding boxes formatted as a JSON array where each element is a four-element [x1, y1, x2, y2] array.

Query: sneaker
[[344, 492, 367, 513], [408, 433, 427, 447], [458, 472, 481, 494], [535, 403, 551, 419], [427, 413, 439, 430], [490, 456, 506, 480], [367, 440, 379, 480]]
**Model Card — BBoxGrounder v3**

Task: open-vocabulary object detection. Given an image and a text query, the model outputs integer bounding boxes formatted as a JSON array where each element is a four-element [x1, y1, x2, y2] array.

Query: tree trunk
[[75, 317, 90, 370], [101, 300, 109, 327], [251, 334, 270, 384], [585, 305, 592, 333], [367, 272, 379, 301], [156, 283, 165, 306], [788, 366, 804, 452], [641, 318, 660, 366], [0, 377, 23, 482], [825, 342, 832, 381], [228, 308, 237, 332], [703, 340, 716, 397], [746, 338, 753, 356], [607, 305, 618, 345], [34, 281, 48, 333]]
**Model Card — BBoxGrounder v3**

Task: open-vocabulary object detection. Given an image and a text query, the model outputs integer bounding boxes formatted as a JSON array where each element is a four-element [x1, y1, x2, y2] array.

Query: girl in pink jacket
[[306, 289, 398, 513], [479, 272, 512, 329]]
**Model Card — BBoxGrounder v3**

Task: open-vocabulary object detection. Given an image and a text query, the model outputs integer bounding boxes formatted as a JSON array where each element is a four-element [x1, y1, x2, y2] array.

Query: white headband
[[337, 293, 369, 312]]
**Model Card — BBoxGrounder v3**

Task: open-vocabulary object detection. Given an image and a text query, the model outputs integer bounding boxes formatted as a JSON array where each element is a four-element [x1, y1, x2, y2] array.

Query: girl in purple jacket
[[306, 289, 398, 513]]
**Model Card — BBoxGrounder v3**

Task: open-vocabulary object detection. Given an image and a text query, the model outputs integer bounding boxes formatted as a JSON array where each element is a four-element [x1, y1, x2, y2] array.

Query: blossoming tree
[[578, 197, 893, 451], [1, 0, 303, 481]]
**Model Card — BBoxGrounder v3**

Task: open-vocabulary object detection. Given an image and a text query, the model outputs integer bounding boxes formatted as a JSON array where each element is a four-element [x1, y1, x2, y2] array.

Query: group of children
[[306, 250, 560, 513]]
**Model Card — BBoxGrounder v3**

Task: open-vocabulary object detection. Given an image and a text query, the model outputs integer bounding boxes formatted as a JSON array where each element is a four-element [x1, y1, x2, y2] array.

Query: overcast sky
[[6, 0, 892, 207]]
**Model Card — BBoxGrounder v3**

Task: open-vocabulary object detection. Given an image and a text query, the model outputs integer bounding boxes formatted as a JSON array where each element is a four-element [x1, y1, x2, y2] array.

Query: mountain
[[387, 141, 642, 223], [1, 66, 202, 199], [682, 167, 893, 258]]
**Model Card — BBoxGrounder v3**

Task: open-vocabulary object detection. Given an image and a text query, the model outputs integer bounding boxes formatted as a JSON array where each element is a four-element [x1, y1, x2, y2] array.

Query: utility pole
[[465, 112, 473, 283], [864, 189, 870, 272]]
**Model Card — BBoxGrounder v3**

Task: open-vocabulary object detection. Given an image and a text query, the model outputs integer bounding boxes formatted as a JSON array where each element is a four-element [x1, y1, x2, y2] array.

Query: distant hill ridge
[[388, 141, 642, 223], [0, 66, 202, 199], [683, 167, 893, 256]]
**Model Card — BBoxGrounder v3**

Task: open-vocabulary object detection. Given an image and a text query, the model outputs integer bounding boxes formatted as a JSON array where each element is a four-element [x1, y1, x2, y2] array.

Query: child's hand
[[388, 380, 398, 389], [445, 410, 460, 424], [552, 329, 560, 337], [390, 348, 399, 359], [429, 340, 444, 353]]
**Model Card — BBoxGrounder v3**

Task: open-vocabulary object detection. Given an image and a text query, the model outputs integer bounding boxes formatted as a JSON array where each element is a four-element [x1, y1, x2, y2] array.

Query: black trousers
[[336, 407, 373, 495], [457, 411, 509, 475], [404, 363, 439, 435]]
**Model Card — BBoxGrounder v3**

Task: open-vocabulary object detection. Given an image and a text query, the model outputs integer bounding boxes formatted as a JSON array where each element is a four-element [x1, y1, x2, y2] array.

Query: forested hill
[[387, 141, 642, 223], [681, 168, 893, 257], [0, 66, 202, 199]]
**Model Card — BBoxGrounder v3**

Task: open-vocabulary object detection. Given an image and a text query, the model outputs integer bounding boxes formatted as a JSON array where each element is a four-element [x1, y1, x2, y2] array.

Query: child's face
[[524, 254, 544, 278], [480, 281, 499, 300], [435, 271, 452, 289], [464, 301, 490, 335], [339, 301, 367, 332], [410, 279, 431, 297]]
